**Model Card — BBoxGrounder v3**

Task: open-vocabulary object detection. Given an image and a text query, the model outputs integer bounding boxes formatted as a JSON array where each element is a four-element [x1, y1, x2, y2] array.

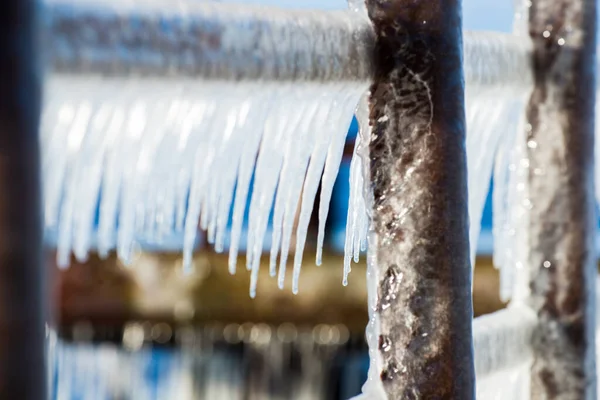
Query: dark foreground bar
[[365, 1, 475, 398], [0, 0, 46, 398]]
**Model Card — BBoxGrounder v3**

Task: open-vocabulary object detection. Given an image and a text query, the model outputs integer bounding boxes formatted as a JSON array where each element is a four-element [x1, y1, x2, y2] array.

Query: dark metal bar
[[0, 0, 46, 398], [365, 1, 475, 398], [526, 0, 597, 398]]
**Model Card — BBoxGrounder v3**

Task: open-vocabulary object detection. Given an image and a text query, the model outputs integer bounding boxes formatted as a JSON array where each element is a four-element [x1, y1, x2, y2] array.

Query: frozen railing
[[40, 2, 532, 283], [0, 0, 596, 399]]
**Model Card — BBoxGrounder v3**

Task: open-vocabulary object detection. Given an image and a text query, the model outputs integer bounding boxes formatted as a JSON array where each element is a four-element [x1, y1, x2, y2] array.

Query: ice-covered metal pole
[[45, 0, 375, 82], [0, 0, 46, 398], [364, 0, 475, 398], [525, 0, 597, 398], [44, 0, 531, 87]]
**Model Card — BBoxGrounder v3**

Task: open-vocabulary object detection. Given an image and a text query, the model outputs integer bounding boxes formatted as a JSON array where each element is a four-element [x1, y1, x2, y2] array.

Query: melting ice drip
[[41, 77, 367, 297]]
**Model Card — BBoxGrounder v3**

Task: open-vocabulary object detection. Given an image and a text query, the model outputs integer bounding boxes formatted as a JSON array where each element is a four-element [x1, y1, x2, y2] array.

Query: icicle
[[490, 90, 531, 302], [182, 143, 210, 271], [72, 104, 113, 262], [275, 90, 336, 288], [227, 90, 272, 274], [343, 138, 361, 286], [116, 102, 149, 265], [247, 90, 295, 297], [43, 77, 531, 300], [290, 87, 362, 294], [44, 76, 368, 293], [199, 88, 238, 237], [269, 87, 317, 277], [273, 93, 321, 278], [352, 93, 387, 400], [94, 108, 123, 257], [465, 90, 515, 265], [183, 85, 230, 271], [213, 99, 252, 253], [56, 102, 93, 268], [152, 99, 193, 242], [315, 87, 359, 268], [42, 96, 75, 233], [311, 88, 363, 280], [167, 101, 203, 235], [350, 119, 369, 269], [204, 87, 253, 247]]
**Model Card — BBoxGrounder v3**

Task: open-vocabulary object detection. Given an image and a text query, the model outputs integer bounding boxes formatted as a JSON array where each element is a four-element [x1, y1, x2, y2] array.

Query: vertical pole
[[0, 0, 46, 398], [526, 1, 597, 398], [364, 1, 475, 398]]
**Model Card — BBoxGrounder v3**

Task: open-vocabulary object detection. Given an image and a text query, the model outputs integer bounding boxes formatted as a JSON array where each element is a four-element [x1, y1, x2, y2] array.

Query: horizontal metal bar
[[473, 277, 600, 379], [44, 0, 532, 87], [44, 1, 375, 82], [463, 30, 533, 90], [473, 306, 536, 377]]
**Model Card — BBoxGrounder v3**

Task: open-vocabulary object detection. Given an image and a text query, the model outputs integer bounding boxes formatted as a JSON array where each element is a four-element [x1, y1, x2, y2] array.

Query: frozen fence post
[[364, 0, 475, 398], [0, 0, 46, 398], [524, 0, 598, 398]]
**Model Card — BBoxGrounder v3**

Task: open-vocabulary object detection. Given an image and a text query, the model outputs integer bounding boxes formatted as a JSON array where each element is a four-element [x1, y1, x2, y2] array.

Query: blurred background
[[50, 1, 515, 399]]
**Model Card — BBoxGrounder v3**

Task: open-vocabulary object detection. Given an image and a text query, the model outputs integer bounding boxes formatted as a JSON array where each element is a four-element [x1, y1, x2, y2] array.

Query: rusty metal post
[[364, 1, 475, 398], [0, 0, 46, 398], [525, 1, 597, 398]]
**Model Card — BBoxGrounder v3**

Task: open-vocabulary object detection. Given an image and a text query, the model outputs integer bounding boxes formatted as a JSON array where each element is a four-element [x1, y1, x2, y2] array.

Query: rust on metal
[[365, 0, 475, 398], [526, 0, 597, 398]]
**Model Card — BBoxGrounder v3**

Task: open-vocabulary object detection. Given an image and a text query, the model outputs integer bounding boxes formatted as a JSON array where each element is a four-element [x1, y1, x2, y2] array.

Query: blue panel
[[480, 181, 493, 231], [329, 160, 351, 253]]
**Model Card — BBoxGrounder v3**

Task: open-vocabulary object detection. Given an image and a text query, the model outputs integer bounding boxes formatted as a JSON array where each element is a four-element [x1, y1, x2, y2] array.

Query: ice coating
[[290, 87, 361, 294], [42, 77, 366, 297], [351, 9, 533, 400], [463, 30, 533, 273], [342, 128, 368, 286], [45, 0, 375, 83], [43, 0, 535, 292], [465, 90, 526, 267], [348, 0, 367, 14], [474, 278, 600, 399], [352, 95, 387, 400], [473, 307, 536, 400], [487, 0, 534, 303], [38, 2, 600, 400], [491, 96, 532, 302]]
